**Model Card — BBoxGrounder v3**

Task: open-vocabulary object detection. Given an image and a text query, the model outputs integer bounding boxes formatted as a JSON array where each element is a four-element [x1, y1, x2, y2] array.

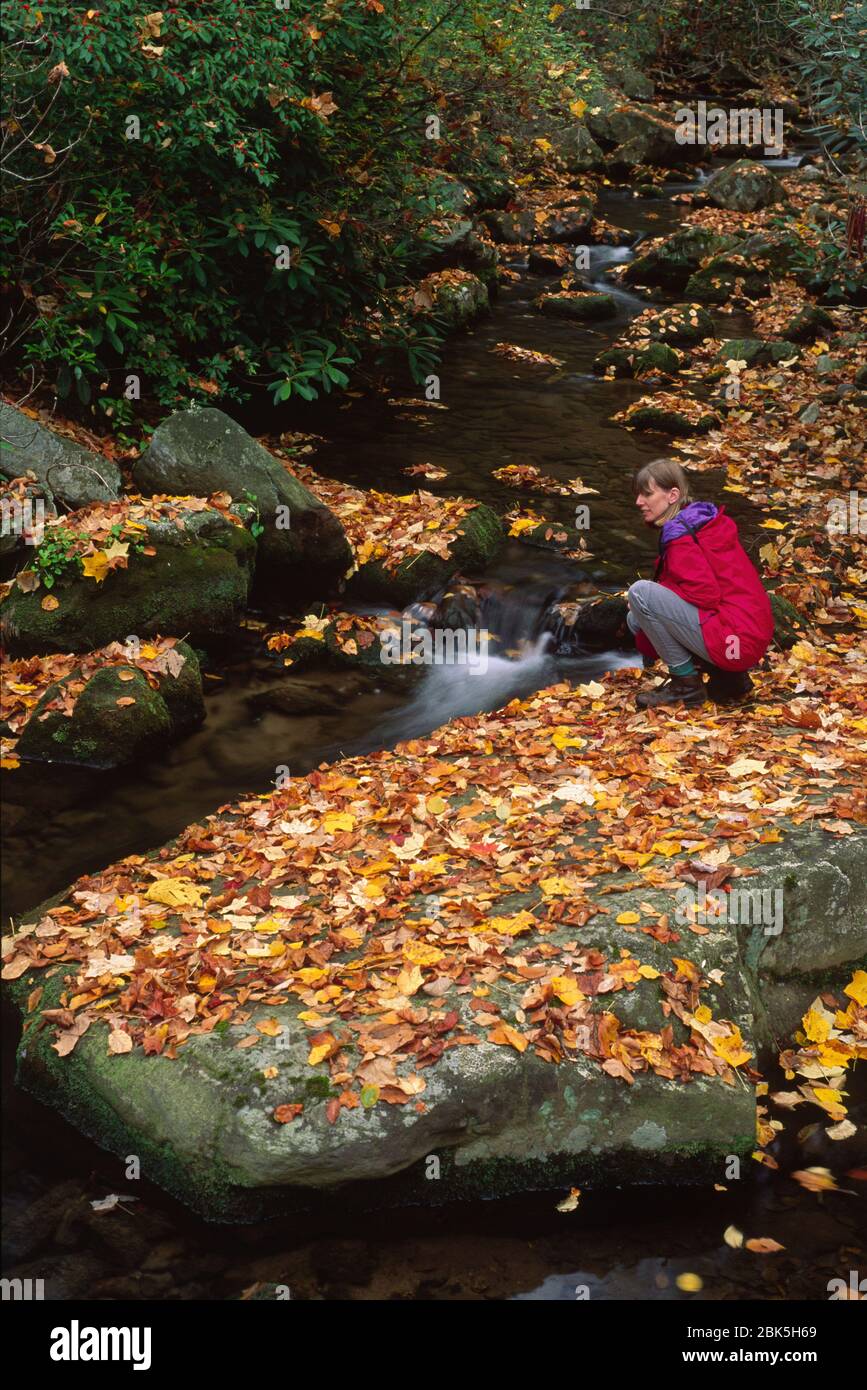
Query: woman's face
[[636, 480, 681, 526]]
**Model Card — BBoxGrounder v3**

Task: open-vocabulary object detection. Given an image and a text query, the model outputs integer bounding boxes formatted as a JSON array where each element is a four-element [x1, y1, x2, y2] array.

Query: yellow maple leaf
[[403, 941, 444, 966], [570, 98, 588, 118], [844, 970, 867, 1007], [710, 1025, 753, 1068], [396, 964, 424, 996], [551, 975, 584, 1006], [540, 876, 573, 897], [81, 551, 110, 583], [145, 877, 207, 908], [551, 726, 586, 750]]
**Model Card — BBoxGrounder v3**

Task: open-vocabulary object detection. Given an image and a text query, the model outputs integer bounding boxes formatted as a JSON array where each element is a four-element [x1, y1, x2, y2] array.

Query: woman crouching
[[628, 458, 774, 709]]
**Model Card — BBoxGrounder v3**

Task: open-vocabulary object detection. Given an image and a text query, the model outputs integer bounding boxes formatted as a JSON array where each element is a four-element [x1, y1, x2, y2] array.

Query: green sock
[[670, 658, 696, 677]]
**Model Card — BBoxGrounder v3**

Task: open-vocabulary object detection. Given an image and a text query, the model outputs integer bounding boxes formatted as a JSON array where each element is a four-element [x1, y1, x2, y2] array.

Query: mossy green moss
[[1, 515, 255, 656], [16, 642, 204, 767]]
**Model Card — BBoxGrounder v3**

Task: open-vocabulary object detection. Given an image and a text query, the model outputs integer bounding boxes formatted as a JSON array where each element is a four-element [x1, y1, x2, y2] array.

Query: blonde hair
[[633, 457, 692, 525]]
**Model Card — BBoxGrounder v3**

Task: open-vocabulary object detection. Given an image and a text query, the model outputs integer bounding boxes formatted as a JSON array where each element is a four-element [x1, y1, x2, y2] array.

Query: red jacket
[[635, 507, 774, 671]]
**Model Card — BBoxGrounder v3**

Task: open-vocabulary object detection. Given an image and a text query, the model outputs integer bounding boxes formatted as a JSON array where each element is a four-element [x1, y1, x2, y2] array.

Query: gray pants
[[627, 579, 710, 668]]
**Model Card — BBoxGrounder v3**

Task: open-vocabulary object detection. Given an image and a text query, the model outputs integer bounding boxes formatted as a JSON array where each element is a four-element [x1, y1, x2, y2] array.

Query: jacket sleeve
[[659, 538, 722, 612]]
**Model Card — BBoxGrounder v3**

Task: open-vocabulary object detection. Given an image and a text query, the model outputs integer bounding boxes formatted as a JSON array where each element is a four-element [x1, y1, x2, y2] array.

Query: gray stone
[[547, 124, 606, 173], [0, 404, 121, 509], [134, 409, 351, 593], [706, 159, 783, 212]]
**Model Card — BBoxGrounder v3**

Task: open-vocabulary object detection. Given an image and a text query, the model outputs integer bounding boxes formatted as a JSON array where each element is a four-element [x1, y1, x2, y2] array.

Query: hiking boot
[[636, 671, 706, 709], [707, 668, 754, 704]]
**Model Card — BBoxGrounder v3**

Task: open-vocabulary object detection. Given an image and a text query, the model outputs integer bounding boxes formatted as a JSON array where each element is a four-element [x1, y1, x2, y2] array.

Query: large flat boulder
[[7, 659, 863, 1222], [134, 409, 352, 595], [0, 404, 121, 509]]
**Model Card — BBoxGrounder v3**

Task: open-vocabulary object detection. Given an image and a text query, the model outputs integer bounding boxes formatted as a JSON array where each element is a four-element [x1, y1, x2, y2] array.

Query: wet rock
[[1, 507, 255, 656], [348, 503, 504, 606], [685, 252, 770, 304], [537, 291, 617, 321], [0, 404, 122, 510], [134, 409, 352, 595], [527, 244, 573, 275], [706, 159, 783, 211], [784, 305, 835, 343], [5, 1250, 109, 1300], [594, 342, 682, 378], [624, 227, 736, 290], [248, 673, 373, 718], [714, 339, 801, 367], [17, 644, 204, 769], [1, 1180, 84, 1264], [433, 581, 485, 631], [481, 209, 538, 244], [537, 200, 596, 243], [642, 304, 715, 347], [551, 593, 630, 651]]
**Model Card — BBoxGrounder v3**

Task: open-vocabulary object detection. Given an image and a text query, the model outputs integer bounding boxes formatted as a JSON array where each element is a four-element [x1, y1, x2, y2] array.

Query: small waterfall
[[367, 580, 638, 747]]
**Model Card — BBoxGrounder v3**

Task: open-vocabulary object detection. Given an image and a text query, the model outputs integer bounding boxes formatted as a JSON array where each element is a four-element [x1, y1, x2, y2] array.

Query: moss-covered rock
[[768, 593, 808, 649], [685, 253, 770, 304], [642, 304, 715, 347], [537, 291, 617, 321], [422, 270, 490, 327], [1, 508, 255, 656], [714, 339, 801, 366], [348, 503, 504, 606], [134, 409, 351, 595], [590, 102, 698, 166], [480, 209, 538, 244], [0, 404, 122, 511], [706, 159, 783, 212], [624, 227, 736, 290], [17, 667, 170, 768], [594, 341, 682, 377], [15, 643, 204, 768], [623, 402, 721, 435], [784, 304, 835, 343], [546, 123, 605, 174]]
